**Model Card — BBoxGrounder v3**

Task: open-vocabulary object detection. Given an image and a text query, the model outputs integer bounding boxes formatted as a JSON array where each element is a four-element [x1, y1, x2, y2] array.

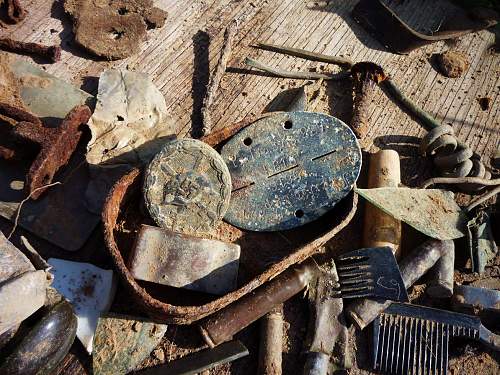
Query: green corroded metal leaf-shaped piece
[[355, 187, 467, 240], [92, 315, 168, 375]]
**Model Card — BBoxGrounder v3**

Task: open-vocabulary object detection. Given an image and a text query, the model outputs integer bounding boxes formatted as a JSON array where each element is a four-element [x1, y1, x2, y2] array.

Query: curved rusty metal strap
[[103, 114, 358, 324]]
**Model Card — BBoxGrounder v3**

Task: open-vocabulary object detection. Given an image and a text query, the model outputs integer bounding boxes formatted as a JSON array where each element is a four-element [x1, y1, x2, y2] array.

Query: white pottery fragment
[[47, 259, 116, 354]]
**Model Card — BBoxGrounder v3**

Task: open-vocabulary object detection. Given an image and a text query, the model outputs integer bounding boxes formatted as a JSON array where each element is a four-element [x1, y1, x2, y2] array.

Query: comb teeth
[[373, 313, 480, 375]]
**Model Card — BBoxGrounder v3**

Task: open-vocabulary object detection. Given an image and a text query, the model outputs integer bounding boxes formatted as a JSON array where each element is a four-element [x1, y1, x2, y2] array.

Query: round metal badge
[[143, 138, 231, 236], [220, 112, 361, 231]]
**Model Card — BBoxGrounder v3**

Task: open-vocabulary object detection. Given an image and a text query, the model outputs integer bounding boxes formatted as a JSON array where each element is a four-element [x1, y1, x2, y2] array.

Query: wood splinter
[[0, 38, 61, 63], [200, 20, 238, 137]]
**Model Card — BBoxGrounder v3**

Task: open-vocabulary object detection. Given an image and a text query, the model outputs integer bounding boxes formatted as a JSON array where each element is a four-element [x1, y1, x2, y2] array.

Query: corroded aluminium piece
[[102, 114, 358, 324], [303, 263, 343, 375], [452, 285, 500, 315], [129, 225, 240, 295], [143, 138, 231, 236], [221, 111, 361, 231], [11, 105, 91, 199]]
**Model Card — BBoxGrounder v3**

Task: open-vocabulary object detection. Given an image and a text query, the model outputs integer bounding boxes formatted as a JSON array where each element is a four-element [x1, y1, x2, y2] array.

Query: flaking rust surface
[[221, 111, 361, 231], [64, 0, 167, 60]]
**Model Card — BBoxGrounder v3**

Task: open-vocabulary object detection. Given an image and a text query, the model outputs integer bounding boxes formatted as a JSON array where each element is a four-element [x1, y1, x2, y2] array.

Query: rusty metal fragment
[[129, 225, 240, 295], [350, 62, 386, 139], [0, 38, 61, 63], [102, 117, 358, 324], [221, 112, 361, 231], [11, 104, 91, 199], [64, 0, 168, 60], [1, 0, 27, 25], [92, 315, 167, 375], [355, 187, 467, 240]]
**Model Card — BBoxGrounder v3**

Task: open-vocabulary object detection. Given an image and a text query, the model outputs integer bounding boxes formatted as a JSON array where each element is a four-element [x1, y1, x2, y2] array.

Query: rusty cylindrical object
[[350, 62, 386, 139], [346, 239, 454, 330], [199, 261, 318, 347], [258, 305, 283, 375], [362, 149, 402, 258]]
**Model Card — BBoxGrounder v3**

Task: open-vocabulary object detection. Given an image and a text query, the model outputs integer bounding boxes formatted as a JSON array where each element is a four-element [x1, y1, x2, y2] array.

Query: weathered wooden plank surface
[[5, 0, 499, 175], [2, 1, 499, 374]]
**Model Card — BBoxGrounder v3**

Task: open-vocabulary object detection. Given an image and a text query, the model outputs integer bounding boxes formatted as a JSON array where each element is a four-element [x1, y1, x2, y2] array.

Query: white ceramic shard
[[86, 69, 175, 167], [47, 259, 116, 353]]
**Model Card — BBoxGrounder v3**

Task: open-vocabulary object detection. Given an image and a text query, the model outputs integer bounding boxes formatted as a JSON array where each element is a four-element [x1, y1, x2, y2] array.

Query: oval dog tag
[[221, 112, 361, 231]]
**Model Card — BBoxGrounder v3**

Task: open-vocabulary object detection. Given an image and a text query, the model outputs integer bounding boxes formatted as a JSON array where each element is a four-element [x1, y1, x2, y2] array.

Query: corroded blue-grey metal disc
[[221, 112, 361, 231], [143, 138, 231, 236]]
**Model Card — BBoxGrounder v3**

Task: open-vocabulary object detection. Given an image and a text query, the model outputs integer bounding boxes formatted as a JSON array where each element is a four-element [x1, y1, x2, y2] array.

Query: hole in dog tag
[[221, 112, 361, 231]]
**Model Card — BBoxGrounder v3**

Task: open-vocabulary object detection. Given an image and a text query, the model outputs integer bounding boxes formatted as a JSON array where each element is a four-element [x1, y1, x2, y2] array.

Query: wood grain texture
[[2, 1, 499, 374], [4, 0, 498, 173]]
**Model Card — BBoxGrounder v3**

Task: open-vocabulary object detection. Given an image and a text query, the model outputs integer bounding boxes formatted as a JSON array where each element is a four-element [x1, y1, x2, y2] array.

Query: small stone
[[152, 348, 165, 362], [436, 51, 470, 78]]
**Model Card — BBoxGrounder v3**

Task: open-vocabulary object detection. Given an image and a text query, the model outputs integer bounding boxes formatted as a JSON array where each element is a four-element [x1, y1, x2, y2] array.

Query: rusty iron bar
[[0, 38, 61, 63], [2, 104, 91, 199]]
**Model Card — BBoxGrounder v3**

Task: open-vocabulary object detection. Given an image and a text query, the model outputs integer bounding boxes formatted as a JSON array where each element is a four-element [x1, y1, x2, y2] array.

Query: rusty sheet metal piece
[[221, 111, 361, 231], [136, 340, 249, 375], [199, 260, 319, 347], [129, 225, 240, 295], [346, 239, 454, 330], [0, 58, 99, 251], [352, 0, 498, 54], [143, 138, 231, 236], [452, 285, 500, 315], [467, 209, 498, 274], [12, 105, 91, 199], [102, 114, 358, 325], [1, 0, 27, 25], [92, 314, 168, 375], [355, 187, 467, 240]]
